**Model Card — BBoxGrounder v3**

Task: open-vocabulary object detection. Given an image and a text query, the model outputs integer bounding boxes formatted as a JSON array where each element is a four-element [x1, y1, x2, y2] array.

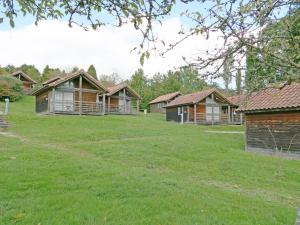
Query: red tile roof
[[227, 94, 247, 106], [107, 83, 141, 99], [238, 83, 300, 112], [166, 88, 233, 107], [149, 91, 180, 104]]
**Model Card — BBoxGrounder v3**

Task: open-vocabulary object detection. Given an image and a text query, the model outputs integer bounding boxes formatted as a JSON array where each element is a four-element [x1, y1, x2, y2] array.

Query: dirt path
[[204, 130, 244, 134]]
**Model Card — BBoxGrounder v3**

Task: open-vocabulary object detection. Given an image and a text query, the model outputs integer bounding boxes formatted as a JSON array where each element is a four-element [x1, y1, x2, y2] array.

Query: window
[[157, 102, 165, 109]]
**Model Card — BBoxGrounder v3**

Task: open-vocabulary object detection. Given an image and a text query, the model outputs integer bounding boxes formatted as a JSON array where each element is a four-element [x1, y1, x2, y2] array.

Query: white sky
[[0, 17, 226, 85]]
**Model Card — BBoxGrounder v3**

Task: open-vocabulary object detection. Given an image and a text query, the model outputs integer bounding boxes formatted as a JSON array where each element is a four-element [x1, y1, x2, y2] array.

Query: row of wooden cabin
[[149, 83, 300, 157], [32, 70, 141, 115]]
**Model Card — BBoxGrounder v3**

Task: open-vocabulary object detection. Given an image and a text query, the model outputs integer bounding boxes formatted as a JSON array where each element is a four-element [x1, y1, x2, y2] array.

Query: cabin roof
[[166, 88, 234, 107], [42, 76, 61, 86], [237, 83, 300, 113], [32, 70, 107, 95], [149, 91, 180, 104], [107, 83, 141, 99], [227, 94, 247, 106], [11, 71, 37, 84]]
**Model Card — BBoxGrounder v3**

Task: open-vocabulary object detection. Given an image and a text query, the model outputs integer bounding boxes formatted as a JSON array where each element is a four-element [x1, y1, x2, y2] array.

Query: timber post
[[108, 96, 111, 114], [52, 87, 55, 112], [228, 105, 231, 124], [193, 103, 197, 124], [102, 92, 106, 115], [123, 88, 126, 114], [79, 75, 82, 115]]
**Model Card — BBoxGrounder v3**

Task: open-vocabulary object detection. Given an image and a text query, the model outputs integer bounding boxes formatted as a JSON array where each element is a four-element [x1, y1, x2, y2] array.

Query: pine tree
[[87, 65, 97, 80]]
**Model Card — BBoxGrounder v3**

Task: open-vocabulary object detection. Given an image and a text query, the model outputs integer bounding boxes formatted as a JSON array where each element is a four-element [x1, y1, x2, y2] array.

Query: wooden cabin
[[166, 88, 239, 124], [106, 83, 141, 115], [237, 83, 300, 158], [11, 71, 37, 94], [149, 91, 181, 113], [227, 94, 246, 124], [32, 70, 107, 115]]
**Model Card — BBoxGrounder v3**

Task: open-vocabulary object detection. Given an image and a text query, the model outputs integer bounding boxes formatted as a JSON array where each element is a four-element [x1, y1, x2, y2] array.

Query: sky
[[0, 1, 226, 85]]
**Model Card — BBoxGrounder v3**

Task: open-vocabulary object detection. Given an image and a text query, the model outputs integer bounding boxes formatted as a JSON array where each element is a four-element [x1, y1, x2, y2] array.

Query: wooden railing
[[194, 113, 242, 124], [106, 105, 138, 114], [51, 100, 103, 114]]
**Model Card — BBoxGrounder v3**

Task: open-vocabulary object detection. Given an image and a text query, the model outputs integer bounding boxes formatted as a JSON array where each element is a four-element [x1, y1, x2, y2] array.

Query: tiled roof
[[227, 94, 247, 106], [107, 83, 141, 99], [11, 71, 37, 84], [237, 83, 300, 112], [42, 76, 61, 86], [166, 88, 233, 107], [149, 91, 180, 104]]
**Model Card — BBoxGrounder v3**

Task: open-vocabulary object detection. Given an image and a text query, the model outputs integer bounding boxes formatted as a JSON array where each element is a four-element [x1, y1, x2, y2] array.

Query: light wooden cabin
[[33, 70, 107, 115], [166, 88, 241, 125], [11, 71, 37, 94], [106, 83, 141, 115], [149, 91, 181, 113]]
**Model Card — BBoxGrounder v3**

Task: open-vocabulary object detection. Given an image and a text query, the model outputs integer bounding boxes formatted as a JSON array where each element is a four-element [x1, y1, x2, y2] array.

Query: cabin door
[[206, 106, 220, 122]]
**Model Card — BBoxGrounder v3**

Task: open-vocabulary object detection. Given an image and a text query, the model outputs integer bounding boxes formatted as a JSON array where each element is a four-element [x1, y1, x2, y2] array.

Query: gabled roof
[[166, 88, 234, 107], [32, 70, 107, 95], [237, 83, 300, 113], [42, 76, 61, 86], [149, 91, 180, 104], [227, 94, 247, 106], [11, 71, 37, 84], [107, 83, 141, 99]]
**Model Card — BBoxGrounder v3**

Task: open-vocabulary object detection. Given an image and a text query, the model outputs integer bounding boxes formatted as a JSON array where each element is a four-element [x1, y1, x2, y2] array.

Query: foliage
[[41, 65, 65, 82], [222, 54, 234, 91], [0, 75, 23, 101], [245, 9, 300, 91], [87, 65, 97, 80], [99, 73, 123, 87], [235, 69, 242, 94], [0, 96, 299, 224], [3, 64, 41, 83]]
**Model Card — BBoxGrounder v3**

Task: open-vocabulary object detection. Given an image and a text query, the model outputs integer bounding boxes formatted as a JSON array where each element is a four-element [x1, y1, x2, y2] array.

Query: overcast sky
[[0, 3, 226, 86]]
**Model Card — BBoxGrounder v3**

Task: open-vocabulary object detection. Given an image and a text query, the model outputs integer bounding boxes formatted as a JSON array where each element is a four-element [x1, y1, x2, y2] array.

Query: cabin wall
[[166, 106, 188, 122], [245, 111, 300, 154], [36, 90, 50, 113], [150, 103, 166, 113]]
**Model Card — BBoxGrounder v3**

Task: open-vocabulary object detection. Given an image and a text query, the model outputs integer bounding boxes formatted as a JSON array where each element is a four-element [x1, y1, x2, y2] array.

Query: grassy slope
[[0, 97, 299, 225]]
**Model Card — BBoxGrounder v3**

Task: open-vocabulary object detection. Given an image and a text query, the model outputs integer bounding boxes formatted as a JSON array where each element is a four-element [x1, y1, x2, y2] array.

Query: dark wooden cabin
[[166, 88, 239, 124], [237, 83, 300, 157], [32, 70, 107, 115], [149, 91, 181, 113], [106, 83, 141, 115], [11, 71, 37, 94]]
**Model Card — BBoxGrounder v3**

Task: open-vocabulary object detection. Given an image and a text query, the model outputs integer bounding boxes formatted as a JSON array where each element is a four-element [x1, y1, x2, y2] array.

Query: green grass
[[0, 96, 299, 225]]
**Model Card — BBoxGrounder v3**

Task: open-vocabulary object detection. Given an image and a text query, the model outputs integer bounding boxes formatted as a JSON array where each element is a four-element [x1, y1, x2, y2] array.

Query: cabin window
[[59, 81, 74, 88], [157, 102, 165, 109]]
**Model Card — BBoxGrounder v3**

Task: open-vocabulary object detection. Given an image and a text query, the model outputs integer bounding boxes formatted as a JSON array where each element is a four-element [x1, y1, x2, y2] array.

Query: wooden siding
[[166, 106, 187, 122], [36, 89, 50, 113], [150, 103, 166, 113], [245, 112, 300, 153]]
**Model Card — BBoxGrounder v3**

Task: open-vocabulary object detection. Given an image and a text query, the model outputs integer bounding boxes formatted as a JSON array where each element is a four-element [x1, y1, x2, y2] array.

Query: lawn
[[0, 97, 299, 225]]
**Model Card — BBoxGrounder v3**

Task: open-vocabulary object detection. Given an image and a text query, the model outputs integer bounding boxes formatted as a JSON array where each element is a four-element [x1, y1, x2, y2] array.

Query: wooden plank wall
[[245, 112, 300, 152]]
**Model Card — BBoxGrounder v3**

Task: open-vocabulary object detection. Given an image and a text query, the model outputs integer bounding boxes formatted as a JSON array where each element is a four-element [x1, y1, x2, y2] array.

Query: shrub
[[0, 75, 23, 101]]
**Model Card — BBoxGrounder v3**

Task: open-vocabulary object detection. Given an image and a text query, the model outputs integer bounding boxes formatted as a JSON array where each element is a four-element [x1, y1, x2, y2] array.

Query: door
[[54, 91, 74, 111], [206, 106, 220, 122]]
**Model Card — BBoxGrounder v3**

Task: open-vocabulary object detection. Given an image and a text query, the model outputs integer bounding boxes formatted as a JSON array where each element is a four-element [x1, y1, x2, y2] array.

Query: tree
[[236, 69, 242, 94], [222, 54, 234, 91], [99, 73, 122, 87], [87, 65, 97, 80], [41, 65, 64, 82]]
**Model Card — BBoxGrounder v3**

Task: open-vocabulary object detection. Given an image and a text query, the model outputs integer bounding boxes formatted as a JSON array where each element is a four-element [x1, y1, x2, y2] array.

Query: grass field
[[0, 97, 299, 225]]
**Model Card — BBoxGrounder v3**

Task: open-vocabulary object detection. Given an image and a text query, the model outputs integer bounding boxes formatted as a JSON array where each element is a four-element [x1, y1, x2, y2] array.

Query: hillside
[[0, 97, 299, 225]]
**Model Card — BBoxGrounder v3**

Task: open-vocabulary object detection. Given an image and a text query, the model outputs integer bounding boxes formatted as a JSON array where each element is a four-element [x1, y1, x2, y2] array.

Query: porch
[[184, 103, 243, 125], [106, 95, 139, 115], [50, 100, 104, 115]]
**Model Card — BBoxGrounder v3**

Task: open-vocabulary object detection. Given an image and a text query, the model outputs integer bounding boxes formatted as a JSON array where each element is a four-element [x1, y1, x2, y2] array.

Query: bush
[[0, 75, 23, 101]]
